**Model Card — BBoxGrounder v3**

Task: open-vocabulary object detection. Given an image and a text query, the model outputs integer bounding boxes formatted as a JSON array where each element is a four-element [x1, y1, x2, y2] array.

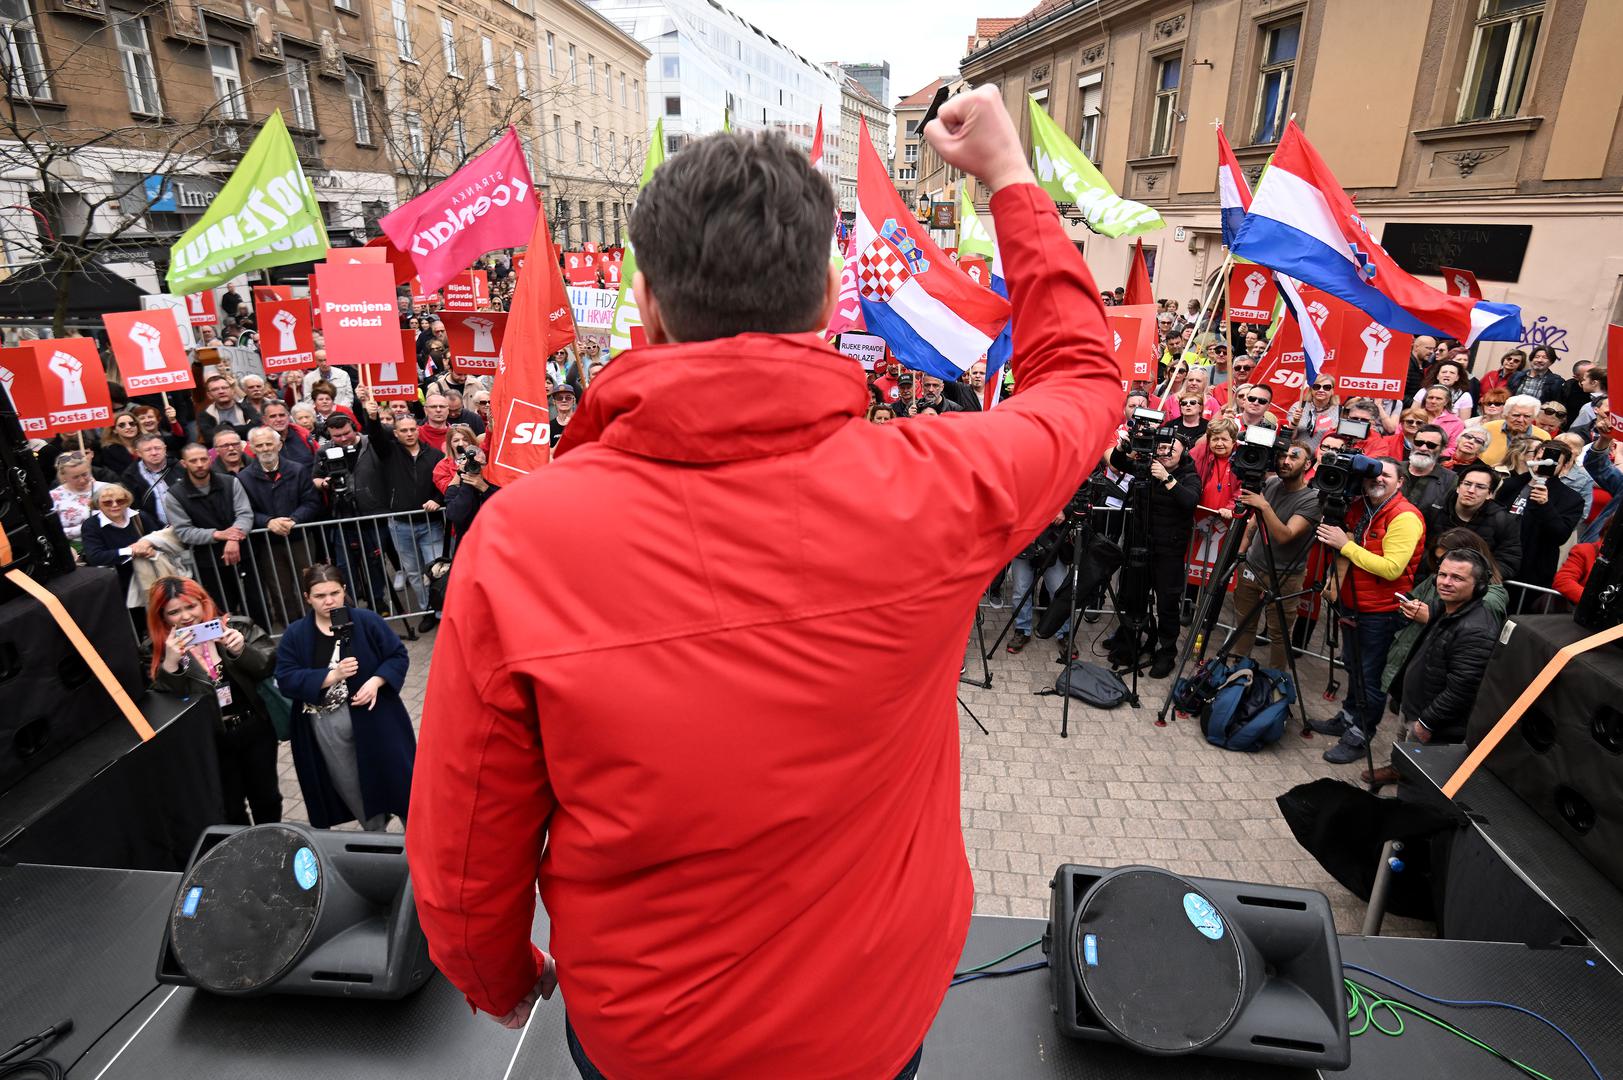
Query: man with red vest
[[1308, 456, 1426, 765], [407, 87, 1124, 1079]]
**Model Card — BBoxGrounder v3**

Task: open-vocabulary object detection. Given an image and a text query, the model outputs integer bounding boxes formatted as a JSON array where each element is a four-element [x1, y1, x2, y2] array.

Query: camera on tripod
[[1311, 418, 1382, 525], [1126, 408, 1167, 458], [316, 444, 359, 507], [1231, 425, 1276, 493]]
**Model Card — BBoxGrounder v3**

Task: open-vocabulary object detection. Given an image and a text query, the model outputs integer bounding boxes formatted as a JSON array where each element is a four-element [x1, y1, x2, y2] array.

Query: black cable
[[0, 1061, 66, 1080]]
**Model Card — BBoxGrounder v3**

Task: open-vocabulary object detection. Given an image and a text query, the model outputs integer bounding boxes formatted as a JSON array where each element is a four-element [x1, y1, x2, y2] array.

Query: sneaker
[[1323, 729, 1369, 765], [1305, 711, 1352, 737], [393, 571, 406, 591], [418, 613, 439, 632], [1148, 648, 1177, 679], [1006, 631, 1030, 654]]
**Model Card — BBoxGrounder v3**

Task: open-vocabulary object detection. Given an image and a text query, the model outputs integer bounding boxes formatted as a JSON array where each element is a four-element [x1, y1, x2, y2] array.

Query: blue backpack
[[1172, 657, 1295, 752]]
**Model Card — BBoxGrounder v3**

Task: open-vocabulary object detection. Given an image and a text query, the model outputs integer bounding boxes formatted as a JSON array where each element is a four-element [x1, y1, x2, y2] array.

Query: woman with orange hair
[[148, 577, 282, 825]]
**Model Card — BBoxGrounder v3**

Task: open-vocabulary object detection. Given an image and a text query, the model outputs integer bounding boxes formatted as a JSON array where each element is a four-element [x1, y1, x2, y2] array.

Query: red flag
[[809, 107, 824, 166], [367, 234, 419, 287], [486, 201, 574, 486], [1124, 239, 1153, 307]]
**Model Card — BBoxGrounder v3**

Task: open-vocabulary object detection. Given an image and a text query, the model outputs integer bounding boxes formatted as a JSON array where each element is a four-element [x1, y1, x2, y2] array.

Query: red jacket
[[406, 185, 1123, 1079], [1554, 541, 1598, 603]]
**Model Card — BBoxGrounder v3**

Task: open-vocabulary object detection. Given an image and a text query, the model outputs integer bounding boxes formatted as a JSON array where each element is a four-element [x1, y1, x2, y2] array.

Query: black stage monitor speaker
[[0, 384, 74, 592], [0, 566, 140, 793], [1045, 864, 1349, 1070], [1466, 614, 1623, 892], [158, 823, 434, 999]]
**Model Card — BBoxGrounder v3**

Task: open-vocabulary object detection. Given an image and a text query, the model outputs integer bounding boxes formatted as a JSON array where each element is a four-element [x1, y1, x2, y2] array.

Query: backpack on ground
[[1050, 661, 1129, 708], [1172, 657, 1294, 751]]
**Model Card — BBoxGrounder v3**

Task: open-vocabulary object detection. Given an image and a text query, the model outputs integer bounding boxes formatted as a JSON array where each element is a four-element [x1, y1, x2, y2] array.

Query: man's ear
[[631, 271, 666, 345], [816, 260, 840, 330]]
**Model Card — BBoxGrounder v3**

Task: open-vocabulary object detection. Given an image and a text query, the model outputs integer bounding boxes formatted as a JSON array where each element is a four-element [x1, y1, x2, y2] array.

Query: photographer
[[436, 425, 499, 541], [1494, 440, 1583, 593], [1309, 457, 1426, 766], [1108, 425, 1199, 676], [1228, 440, 1322, 671]]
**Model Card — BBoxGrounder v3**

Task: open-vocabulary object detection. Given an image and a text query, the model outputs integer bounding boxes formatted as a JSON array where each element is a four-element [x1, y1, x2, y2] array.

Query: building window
[[440, 17, 459, 77], [555, 198, 568, 243], [574, 120, 583, 161], [608, 129, 616, 165], [481, 36, 496, 86], [333, 0, 353, 11], [391, 0, 412, 60], [588, 52, 596, 93], [1149, 53, 1181, 156], [553, 113, 562, 157], [209, 41, 246, 120], [1251, 19, 1299, 144], [0, 0, 51, 100], [546, 31, 556, 74], [623, 133, 630, 160], [664, 95, 680, 116], [568, 44, 577, 83], [282, 59, 317, 131], [612, 202, 621, 244], [596, 201, 606, 245], [904, 143, 917, 162], [452, 118, 467, 159], [116, 16, 161, 116], [1459, 0, 1542, 122], [592, 126, 600, 165], [661, 54, 678, 79], [619, 70, 626, 104], [1077, 74, 1102, 159], [514, 50, 528, 96], [578, 201, 588, 241], [346, 70, 371, 143], [405, 111, 425, 165]]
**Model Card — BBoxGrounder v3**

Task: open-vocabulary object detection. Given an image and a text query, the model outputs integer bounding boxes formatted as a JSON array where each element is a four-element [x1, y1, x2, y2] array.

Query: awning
[[0, 262, 150, 322]]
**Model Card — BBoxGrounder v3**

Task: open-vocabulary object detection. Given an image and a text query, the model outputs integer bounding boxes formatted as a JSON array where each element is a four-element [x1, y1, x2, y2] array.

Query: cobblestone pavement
[[278, 604, 1429, 938]]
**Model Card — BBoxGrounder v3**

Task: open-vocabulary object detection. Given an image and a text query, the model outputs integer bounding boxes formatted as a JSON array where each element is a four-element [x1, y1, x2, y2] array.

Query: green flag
[[609, 118, 665, 356], [957, 188, 996, 259], [166, 111, 327, 292], [1027, 96, 1163, 239]]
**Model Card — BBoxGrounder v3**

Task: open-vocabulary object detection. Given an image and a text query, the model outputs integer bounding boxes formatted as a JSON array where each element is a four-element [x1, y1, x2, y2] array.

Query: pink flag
[[379, 128, 538, 295], [809, 107, 824, 166]]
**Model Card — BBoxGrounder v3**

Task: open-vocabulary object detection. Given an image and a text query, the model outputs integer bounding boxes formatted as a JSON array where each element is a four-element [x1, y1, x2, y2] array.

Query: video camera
[[1311, 418, 1383, 524], [456, 445, 483, 477], [1126, 408, 1167, 459], [315, 443, 360, 507], [1231, 425, 1276, 492]]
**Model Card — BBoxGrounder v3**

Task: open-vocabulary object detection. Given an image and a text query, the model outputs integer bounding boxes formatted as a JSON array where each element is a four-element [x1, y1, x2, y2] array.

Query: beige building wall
[[962, 0, 1623, 371], [529, 0, 650, 245]]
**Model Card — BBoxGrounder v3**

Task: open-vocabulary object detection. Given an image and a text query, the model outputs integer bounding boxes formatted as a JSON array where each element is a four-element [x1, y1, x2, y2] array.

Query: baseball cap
[[550, 384, 577, 399]]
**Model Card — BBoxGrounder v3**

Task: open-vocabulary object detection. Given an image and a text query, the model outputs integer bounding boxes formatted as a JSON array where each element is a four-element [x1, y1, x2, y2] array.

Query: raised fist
[[1306, 301, 1330, 329], [128, 321, 166, 370], [1112, 330, 1122, 352], [1359, 322, 1393, 373], [1242, 270, 1267, 308], [0, 365, 14, 398], [464, 317, 496, 352], [271, 309, 299, 352], [923, 84, 1035, 195], [47, 350, 86, 405]]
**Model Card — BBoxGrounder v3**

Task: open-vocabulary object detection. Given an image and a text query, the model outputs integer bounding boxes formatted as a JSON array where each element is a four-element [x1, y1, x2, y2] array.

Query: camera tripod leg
[[1156, 516, 1250, 726], [958, 696, 990, 736], [985, 537, 1068, 660], [960, 606, 994, 689]]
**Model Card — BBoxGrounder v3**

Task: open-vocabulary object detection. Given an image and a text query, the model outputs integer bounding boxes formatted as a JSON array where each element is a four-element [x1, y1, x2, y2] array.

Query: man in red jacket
[[408, 86, 1123, 1079]]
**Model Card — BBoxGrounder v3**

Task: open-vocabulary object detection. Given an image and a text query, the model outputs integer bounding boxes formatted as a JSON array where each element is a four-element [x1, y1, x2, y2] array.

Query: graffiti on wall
[[1519, 315, 1571, 357]]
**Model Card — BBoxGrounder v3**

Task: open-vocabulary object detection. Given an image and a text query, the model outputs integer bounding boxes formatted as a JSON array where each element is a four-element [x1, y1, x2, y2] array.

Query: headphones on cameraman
[[1443, 547, 1493, 601]]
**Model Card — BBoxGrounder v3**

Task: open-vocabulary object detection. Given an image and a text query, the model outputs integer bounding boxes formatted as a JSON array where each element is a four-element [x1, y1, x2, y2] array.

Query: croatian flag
[[1233, 121, 1521, 345], [851, 118, 1009, 380], [1218, 123, 1325, 381]]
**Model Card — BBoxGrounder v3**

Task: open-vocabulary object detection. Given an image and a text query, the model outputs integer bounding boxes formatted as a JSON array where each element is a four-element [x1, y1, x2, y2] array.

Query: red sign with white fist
[[1226, 267, 1279, 323], [259, 299, 318, 372], [445, 312, 507, 375], [103, 310, 196, 394], [29, 338, 112, 432]]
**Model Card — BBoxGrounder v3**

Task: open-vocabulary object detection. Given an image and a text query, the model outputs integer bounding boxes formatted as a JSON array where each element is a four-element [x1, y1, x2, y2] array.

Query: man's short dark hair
[[324, 413, 354, 432], [1416, 423, 1447, 444], [1458, 462, 1497, 490], [629, 132, 835, 343]]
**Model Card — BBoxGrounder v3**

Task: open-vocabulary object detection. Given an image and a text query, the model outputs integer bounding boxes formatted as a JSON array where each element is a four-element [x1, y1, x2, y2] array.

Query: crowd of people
[[855, 299, 1615, 778]]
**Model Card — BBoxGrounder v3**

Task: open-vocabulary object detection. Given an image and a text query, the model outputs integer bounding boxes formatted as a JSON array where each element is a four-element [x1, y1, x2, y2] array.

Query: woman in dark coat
[[148, 577, 282, 825], [80, 483, 157, 634], [275, 562, 415, 830]]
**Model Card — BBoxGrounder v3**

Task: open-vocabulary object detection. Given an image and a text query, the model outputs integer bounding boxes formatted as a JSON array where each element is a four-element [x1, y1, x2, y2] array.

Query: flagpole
[[1185, 252, 1232, 362], [1221, 259, 1233, 371]]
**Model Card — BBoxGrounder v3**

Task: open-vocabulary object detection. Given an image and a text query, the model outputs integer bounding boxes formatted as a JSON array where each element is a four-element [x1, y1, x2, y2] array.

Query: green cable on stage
[[954, 937, 1044, 977], [1343, 978, 1558, 1080]]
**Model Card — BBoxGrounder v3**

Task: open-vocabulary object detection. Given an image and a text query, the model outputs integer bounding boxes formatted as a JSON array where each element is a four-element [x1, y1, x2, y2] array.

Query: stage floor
[[4, 863, 1619, 1079]]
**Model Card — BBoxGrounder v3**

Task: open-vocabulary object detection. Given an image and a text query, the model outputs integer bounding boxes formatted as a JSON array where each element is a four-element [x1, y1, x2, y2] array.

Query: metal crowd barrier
[[186, 508, 446, 639]]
